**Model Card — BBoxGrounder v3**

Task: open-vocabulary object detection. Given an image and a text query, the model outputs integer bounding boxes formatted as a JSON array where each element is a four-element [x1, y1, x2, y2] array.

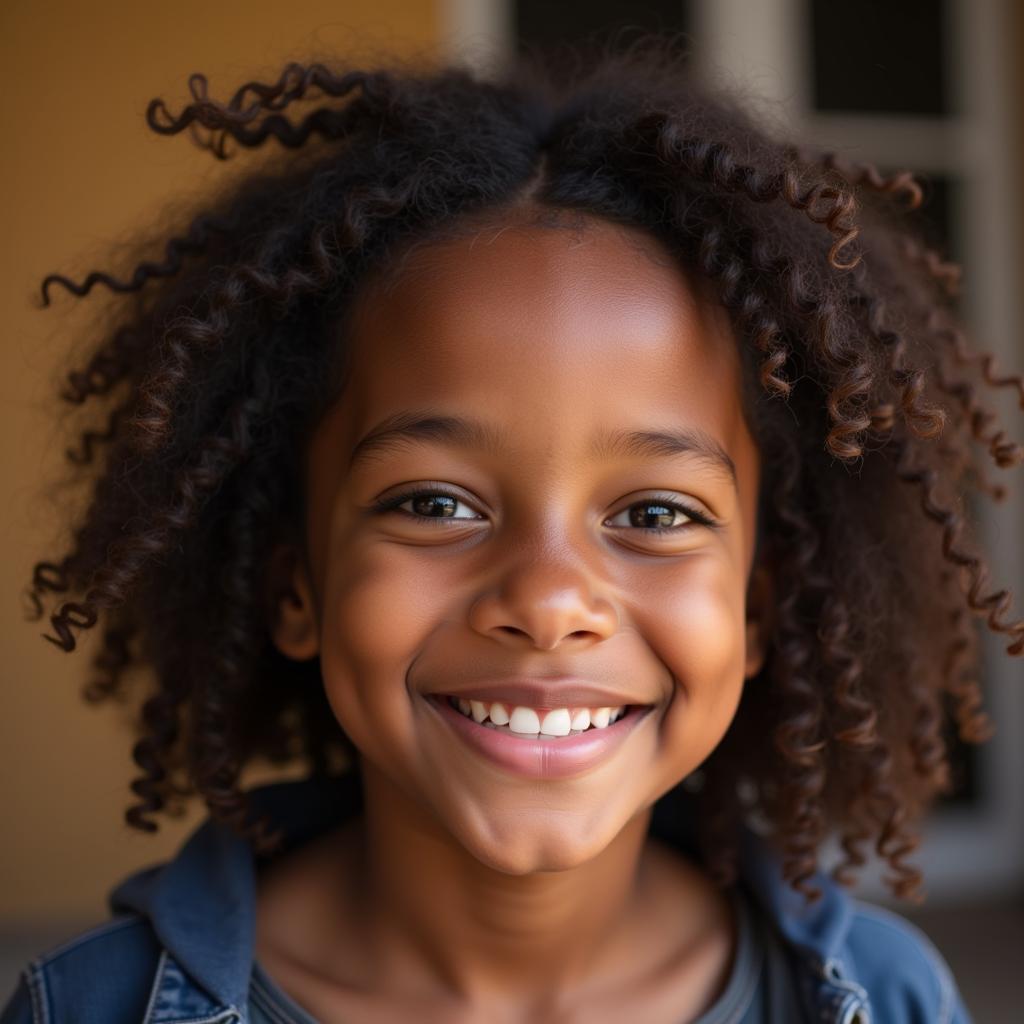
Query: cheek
[[637, 555, 747, 759], [317, 541, 452, 750]]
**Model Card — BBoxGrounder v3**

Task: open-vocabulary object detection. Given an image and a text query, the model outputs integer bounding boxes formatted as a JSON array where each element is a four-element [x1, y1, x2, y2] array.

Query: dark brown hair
[[27, 34, 1022, 903]]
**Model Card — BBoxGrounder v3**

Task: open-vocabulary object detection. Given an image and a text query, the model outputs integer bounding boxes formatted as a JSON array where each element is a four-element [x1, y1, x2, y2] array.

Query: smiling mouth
[[426, 692, 655, 778], [438, 694, 639, 737]]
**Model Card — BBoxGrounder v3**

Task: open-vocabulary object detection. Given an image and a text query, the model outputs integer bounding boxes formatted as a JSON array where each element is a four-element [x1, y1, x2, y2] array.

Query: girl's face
[[273, 213, 770, 873]]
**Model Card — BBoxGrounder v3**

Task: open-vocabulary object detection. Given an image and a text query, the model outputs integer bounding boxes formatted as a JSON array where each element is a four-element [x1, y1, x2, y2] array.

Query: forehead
[[337, 216, 751, 471]]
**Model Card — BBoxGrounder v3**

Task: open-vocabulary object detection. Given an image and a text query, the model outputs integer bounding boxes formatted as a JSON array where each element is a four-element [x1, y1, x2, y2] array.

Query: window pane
[[940, 688, 981, 807], [809, 0, 950, 115], [907, 172, 959, 261], [516, 0, 690, 53]]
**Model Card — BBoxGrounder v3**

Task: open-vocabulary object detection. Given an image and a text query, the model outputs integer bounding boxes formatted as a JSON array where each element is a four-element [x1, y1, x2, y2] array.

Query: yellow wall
[[0, 0, 439, 926]]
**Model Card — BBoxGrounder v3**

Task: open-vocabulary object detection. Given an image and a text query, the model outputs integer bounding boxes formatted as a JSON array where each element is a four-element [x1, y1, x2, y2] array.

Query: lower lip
[[423, 694, 653, 780]]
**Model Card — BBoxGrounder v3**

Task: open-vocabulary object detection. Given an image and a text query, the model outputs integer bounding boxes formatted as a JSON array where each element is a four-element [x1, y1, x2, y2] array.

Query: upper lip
[[426, 678, 652, 709]]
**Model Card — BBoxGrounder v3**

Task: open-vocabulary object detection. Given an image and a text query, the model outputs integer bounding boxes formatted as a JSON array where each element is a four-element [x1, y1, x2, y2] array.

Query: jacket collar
[[109, 771, 855, 1014]]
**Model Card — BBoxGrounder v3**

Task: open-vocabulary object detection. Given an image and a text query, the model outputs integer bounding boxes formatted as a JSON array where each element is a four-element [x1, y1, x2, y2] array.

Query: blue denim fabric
[[1, 773, 973, 1023]]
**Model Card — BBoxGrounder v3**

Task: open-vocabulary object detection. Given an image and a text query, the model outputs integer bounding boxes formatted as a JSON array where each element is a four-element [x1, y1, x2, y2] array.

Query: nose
[[467, 540, 619, 651]]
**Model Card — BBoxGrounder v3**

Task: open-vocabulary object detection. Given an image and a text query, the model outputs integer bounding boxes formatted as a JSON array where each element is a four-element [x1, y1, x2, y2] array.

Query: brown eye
[[605, 497, 714, 533], [373, 488, 483, 522]]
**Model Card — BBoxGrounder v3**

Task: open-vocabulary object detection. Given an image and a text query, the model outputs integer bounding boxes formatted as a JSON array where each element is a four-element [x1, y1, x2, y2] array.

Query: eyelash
[[370, 486, 717, 533]]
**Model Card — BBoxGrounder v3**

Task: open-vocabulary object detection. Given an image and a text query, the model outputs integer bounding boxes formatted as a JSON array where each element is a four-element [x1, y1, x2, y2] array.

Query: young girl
[[3, 33, 1019, 1024]]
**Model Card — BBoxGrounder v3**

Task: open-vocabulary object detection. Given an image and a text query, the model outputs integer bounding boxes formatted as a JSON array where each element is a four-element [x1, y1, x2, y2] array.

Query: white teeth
[[509, 707, 541, 734], [447, 697, 628, 735], [540, 708, 572, 736]]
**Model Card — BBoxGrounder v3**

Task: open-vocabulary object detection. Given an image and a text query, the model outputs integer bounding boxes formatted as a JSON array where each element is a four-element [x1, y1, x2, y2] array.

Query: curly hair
[[26, 34, 1022, 904]]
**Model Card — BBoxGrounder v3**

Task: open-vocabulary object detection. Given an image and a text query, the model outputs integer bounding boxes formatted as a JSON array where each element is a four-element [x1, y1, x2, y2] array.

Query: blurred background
[[2, 0, 1022, 1019]]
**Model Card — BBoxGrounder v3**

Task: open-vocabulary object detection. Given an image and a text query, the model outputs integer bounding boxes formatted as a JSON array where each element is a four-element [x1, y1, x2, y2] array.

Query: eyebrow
[[348, 410, 737, 488]]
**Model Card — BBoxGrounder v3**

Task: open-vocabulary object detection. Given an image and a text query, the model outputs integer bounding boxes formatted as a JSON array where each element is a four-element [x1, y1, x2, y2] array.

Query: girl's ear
[[266, 542, 320, 661], [744, 558, 775, 679]]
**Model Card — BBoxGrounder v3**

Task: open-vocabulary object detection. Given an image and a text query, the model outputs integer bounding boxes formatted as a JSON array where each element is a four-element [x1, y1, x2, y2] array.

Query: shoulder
[[0, 914, 161, 1024], [838, 900, 973, 1024]]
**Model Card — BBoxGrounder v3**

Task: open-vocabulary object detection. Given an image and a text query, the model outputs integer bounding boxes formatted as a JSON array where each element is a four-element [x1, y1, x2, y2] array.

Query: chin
[[451, 808, 626, 875]]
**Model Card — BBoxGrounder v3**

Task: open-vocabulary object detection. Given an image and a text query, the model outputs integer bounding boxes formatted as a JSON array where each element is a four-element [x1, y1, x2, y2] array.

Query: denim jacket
[[1, 772, 973, 1024]]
